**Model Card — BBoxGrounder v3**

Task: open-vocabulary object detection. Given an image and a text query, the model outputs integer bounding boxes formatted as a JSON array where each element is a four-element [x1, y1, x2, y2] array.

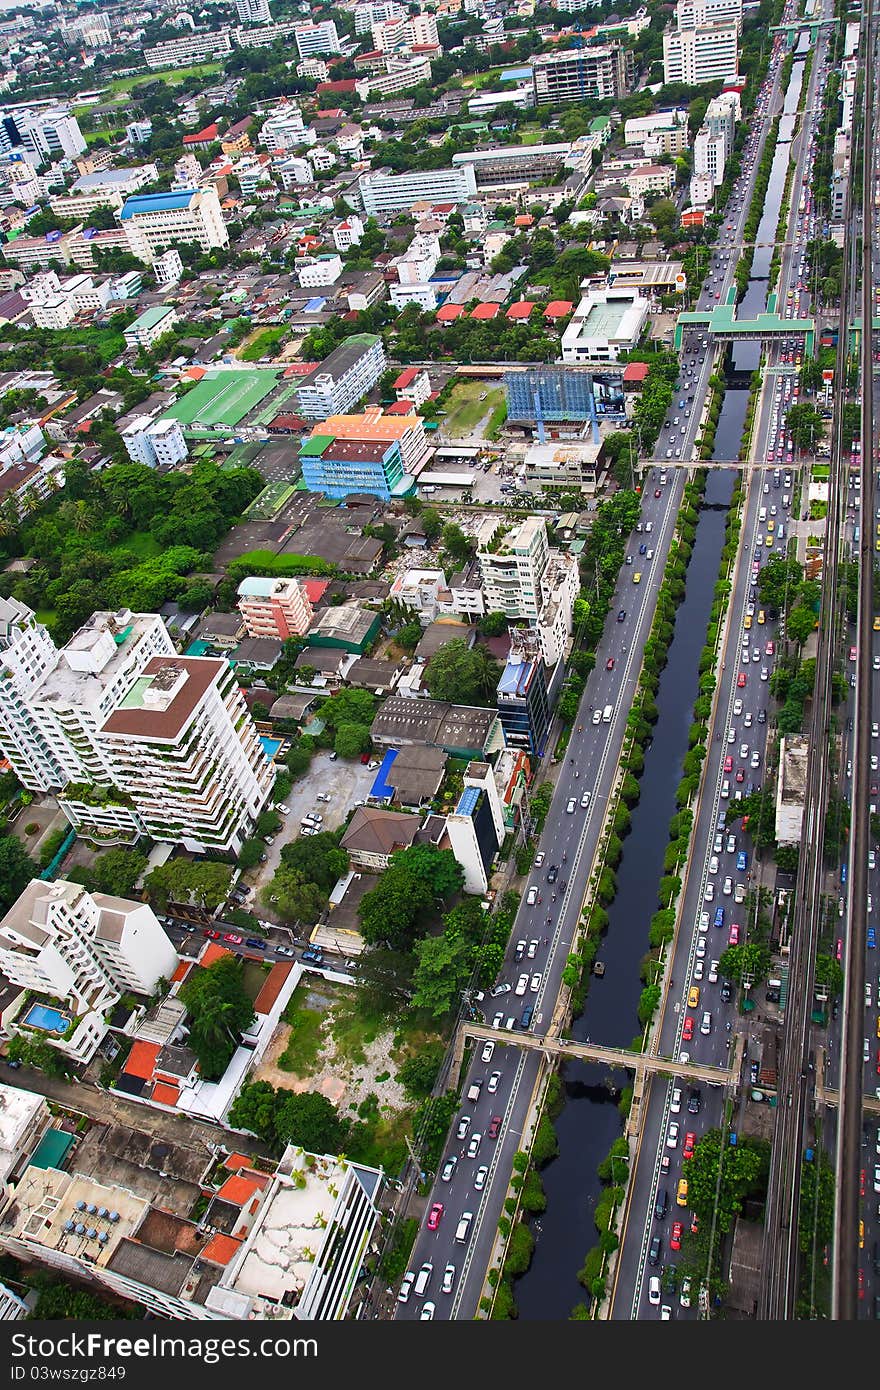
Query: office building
[[236, 0, 271, 21], [359, 165, 477, 217], [236, 577, 314, 640], [623, 109, 689, 153], [299, 408, 427, 501], [97, 656, 273, 854], [0, 108, 87, 164], [0, 1146, 382, 1321], [295, 253, 343, 288], [358, 57, 433, 99], [260, 108, 312, 152], [0, 598, 64, 792], [0, 879, 177, 1064], [532, 45, 632, 106], [676, 0, 742, 32], [445, 760, 505, 894], [694, 129, 727, 186], [662, 22, 739, 85], [294, 20, 341, 58], [120, 187, 228, 264], [294, 333, 386, 419], [496, 651, 552, 757], [451, 142, 571, 189], [561, 287, 649, 364], [121, 417, 188, 470]]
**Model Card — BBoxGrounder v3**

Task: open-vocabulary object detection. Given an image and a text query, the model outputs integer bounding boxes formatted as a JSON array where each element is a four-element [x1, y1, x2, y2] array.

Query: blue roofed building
[[445, 761, 506, 894], [118, 186, 228, 264], [496, 645, 552, 757]]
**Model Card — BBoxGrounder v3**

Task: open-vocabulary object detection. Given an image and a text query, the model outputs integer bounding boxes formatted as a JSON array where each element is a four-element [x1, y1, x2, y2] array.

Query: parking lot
[[243, 751, 381, 917]]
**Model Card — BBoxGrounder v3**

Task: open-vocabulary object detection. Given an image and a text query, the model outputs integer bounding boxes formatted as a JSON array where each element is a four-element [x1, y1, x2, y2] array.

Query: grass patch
[[330, 989, 385, 1065], [75, 63, 223, 112], [348, 1105, 410, 1173], [277, 991, 324, 1075], [239, 326, 288, 362], [443, 380, 505, 437], [34, 609, 57, 629], [107, 531, 162, 560]]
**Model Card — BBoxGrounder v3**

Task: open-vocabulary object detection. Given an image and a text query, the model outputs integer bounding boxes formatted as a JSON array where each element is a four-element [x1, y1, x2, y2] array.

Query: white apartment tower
[[293, 20, 341, 58], [676, 0, 742, 32], [0, 598, 64, 791], [119, 187, 229, 264], [0, 879, 178, 1063], [236, 0, 271, 22], [663, 22, 739, 85], [96, 656, 273, 854], [478, 515, 550, 621]]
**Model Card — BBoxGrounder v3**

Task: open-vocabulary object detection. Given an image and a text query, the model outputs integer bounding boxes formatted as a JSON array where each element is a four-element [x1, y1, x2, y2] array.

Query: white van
[[602, 704, 613, 723], [455, 1212, 473, 1244], [758, 507, 766, 522], [414, 1262, 433, 1296]]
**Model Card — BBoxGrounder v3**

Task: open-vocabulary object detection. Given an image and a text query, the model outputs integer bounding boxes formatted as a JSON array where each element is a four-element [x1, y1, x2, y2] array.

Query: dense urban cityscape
[[0, 0, 870, 1337]]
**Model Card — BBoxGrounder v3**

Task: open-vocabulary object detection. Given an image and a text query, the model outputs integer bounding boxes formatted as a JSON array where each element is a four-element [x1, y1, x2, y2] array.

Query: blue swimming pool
[[260, 735, 282, 759], [23, 1003, 70, 1034]]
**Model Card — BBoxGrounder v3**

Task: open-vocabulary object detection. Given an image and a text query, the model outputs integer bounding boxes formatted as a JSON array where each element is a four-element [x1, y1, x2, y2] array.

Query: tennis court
[[166, 370, 280, 427]]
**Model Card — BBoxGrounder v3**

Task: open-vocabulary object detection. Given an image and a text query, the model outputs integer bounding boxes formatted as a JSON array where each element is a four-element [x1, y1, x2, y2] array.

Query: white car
[[723, 876, 733, 896], [566, 798, 577, 813], [670, 1087, 682, 1113], [581, 792, 591, 808], [704, 882, 714, 902], [727, 727, 736, 744], [733, 698, 743, 716], [481, 1041, 495, 1063], [666, 1122, 680, 1149], [708, 960, 719, 983], [487, 1071, 501, 1094], [530, 973, 542, 992], [534, 851, 545, 867], [726, 834, 736, 853], [695, 938, 707, 959], [474, 1166, 488, 1192], [515, 974, 529, 996], [693, 959, 704, 981], [442, 1264, 456, 1295], [699, 911, 710, 931], [275, 803, 291, 814]]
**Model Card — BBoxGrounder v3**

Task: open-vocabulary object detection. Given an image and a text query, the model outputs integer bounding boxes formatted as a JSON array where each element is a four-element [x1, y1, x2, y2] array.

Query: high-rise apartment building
[[531, 45, 632, 106], [0, 598, 64, 791], [119, 188, 229, 264], [97, 656, 273, 854], [293, 20, 341, 57], [0, 879, 177, 1063], [236, 0, 271, 22], [476, 516, 579, 666], [236, 577, 314, 640], [662, 21, 739, 85], [121, 417, 188, 470], [676, 0, 742, 32]]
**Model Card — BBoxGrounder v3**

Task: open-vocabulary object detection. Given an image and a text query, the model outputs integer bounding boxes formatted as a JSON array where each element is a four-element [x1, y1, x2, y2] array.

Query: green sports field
[[166, 370, 279, 428]]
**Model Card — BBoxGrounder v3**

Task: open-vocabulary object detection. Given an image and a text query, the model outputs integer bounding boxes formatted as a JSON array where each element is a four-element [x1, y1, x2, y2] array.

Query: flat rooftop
[[100, 656, 222, 741], [164, 369, 279, 428], [32, 611, 160, 714]]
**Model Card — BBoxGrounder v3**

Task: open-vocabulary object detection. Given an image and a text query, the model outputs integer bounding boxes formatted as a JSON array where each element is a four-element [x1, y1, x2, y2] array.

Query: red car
[[724, 755, 733, 772], [606, 657, 616, 670], [875, 1047, 880, 1075], [735, 767, 745, 783], [488, 1115, 502, 1140], [683, 1132, 696, 1159], [728, 923, 740, 945], [737, 672, 747, 688], [859, 1268, 865, 1300], [204, 928, 221, 940], [654, 488, 662, 498], [765, 640, 775, 655], [690, 1213, 699, 1235], [223, 932, 243, 945], [860, 1169, 866, 1197], [670, 1221, 683, 1251], [427, 1202, 444, 1231], [682, 1015, 695, 1041]]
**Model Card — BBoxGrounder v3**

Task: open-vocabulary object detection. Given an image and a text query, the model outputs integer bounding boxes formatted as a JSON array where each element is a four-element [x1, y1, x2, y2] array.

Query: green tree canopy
[[686, 1129, 765, 1232], [262, 863, 327, 925], [0, 835, 38, 914], [424, 638, 500, 704], [144, 859, 233, 912], [89, 847, 148, 897], [411, 932, 474, 1018], [179, 955, 255, 1081], [275, 1090, 344, 1153], [280, 831, 349, 892]]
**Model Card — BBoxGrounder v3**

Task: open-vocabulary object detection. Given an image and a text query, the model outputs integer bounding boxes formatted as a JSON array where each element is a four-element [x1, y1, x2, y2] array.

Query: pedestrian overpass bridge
[[452, 1021, 742, 1090], [675, 294, 880, 356]]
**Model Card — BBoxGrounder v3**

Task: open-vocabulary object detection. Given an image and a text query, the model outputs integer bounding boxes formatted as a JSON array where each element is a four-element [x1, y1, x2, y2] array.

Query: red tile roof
[[394, 367, 419, 389], [302, 579, 330, 605], [217, 1173, 269, 1207], [544, 300, 573, 319], [514, 214, 534, 227], [124, 1040, 160, 1082], [470, 302, 500, 320], [622, 361, 650, 383], [151, 1082, 181, 1107], [183, 123, 218, 145], [254, 961, 293, 1016], [385, 400, 417, 414], [201, 941, 234, 967], [436, 303, 464, 322], [202, 1233, 242, 1266], [506, 301, 535, 319], [224, 1153, 253, 1171], [170, 960, 191, 985]]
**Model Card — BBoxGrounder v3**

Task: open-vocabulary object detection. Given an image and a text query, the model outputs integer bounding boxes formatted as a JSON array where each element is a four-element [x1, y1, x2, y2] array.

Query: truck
[[466, 1079, 483, 1103]]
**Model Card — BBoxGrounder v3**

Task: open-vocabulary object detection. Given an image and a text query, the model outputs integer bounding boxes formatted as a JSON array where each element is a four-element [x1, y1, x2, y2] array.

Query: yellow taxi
[[757, 610, 765, 624], [633, 572, 642, 584], [687, 985, 700, 1009], [767, 518, 775, 533], [744, 614, 752, 630], [860, 1219, 865, 1249], [677, 1178, 689, 1207], [874, 616, 880, 631], [876, 1014, 880, 1037]]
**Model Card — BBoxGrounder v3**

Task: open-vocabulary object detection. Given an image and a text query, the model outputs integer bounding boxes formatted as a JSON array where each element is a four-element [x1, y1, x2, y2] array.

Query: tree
[[145, 859, 233, 911], [275, 1090, 344, 1153], [280, 832, 348, 891], [648, 197, 678, 233], [7, 1033, 68, 1077], [395, 621, 423, 652], [420, 507, 442, 540], [228, 1079, 281, 1144], [358, 865, 433, 949], [263, 863, 327, 925], [411, 932, 474, 1018], [787, 604, 816, 646], [442, 522, 473, 563], [0, 835, 38, 913], [785, 402, 823, 450], [392, 843, 464, 899], [424, 638, 500, 704], [479, 611, 508, 638], [90, 847, 147, 897], [718, 942, 770, 985], [686, 1129, 764, 1232], [320, 687, 377, 730], [352, 947, 415, 1015], [179, 955, 255, 1080], [334, 721, 372, 759], [757, 555, 803, 615], [238, 838, 265, 871], [814, 952, 844, 996], [397, 1042, 446, 1098]]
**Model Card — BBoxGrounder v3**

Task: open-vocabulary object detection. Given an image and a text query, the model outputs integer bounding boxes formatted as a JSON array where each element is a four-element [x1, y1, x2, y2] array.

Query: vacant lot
[[443, 380, 504, 437], [239, 326, 289, 363]]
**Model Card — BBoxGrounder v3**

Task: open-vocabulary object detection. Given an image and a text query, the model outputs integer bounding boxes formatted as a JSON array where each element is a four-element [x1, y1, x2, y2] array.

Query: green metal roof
[[299, 433, 334, 456]]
